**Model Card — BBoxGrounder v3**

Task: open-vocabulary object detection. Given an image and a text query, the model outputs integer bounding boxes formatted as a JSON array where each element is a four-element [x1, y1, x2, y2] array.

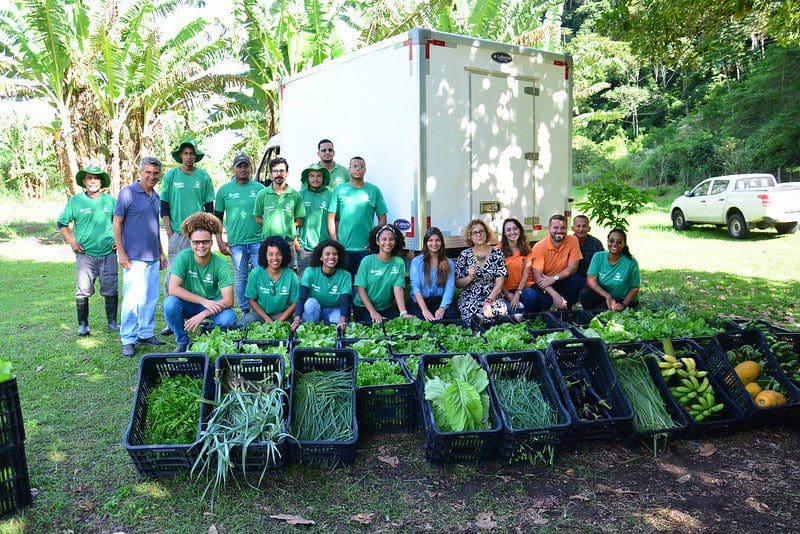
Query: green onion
[[291, 370, 354, 442]]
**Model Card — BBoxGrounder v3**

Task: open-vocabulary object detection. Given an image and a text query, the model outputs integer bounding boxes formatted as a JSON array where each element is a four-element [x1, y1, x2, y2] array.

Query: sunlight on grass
[[47, 449, 66, 463], [0, 517, 27, 534], [646, 508, 704, 530], [134, 481, 172, 499]]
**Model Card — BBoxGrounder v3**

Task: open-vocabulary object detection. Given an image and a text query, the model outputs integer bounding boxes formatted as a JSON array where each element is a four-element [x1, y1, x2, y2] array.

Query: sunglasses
[[191, 239, 212, 246], [319, 148, 334, 153], [608, 238, 624, 245]]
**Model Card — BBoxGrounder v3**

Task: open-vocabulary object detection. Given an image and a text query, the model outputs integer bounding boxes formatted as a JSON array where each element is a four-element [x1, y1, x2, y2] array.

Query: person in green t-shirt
[[58, 164, 118, 336], [353, 224, 410, 323], [162, 212, 235, 352], [159, 138, 224, 336], [291, 239, 352, 330], [214, 154, 265, 316], [316, 138, 350, 189], [581, 228, 641, 311], [327, 156, 388, 276], [240, 236, 300, 325], [296, 164, 331, 277], [253, 157, 306, 266]]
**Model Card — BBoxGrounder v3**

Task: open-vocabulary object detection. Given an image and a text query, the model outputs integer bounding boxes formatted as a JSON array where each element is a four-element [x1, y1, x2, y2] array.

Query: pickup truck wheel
[[672, 209, 690, 231], [775, 222, 798, 235], [727, 213, 749, 239]]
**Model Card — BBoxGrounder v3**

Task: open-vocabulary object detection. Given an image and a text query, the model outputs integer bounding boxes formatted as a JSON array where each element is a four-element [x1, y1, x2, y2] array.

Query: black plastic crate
[[546, 338, 634, 443], [773, 333, 800, 387], [356, 358, 417, 434], [551, 310, 596, 327], [658, 339, 747, 436], [0, 443, 32, 519], [515, 312, 566, 329], [205, 354, 290, 477], [288, 348, 358, 467], [0, 379, 24, 449], [483, 351, 572, 463], [199, 323, 247, 337], [419, 353, 502, 465], [124, 353, 212, 477], [606, 343, 690, 443], [706, 330, 800, 425], [728, 318, 795, 334]]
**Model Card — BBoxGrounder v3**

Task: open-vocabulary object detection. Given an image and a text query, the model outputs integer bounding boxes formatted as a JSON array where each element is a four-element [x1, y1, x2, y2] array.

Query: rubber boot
[[77, 297, 90, 336], [105, 295, 119, 332]]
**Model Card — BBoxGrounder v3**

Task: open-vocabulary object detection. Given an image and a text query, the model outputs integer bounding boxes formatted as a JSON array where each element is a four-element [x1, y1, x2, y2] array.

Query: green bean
[[612, 352, 677, 434], [291, 370, 354, 442]]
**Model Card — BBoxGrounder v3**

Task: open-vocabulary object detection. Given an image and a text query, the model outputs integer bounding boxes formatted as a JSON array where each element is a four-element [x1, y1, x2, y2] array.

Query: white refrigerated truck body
[[260, 28, 573, 250]]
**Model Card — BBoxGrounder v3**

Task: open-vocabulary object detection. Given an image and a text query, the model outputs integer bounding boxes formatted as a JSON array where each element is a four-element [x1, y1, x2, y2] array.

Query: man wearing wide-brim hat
[[296, 163, 332, 277], [159, 138, 222, 335], [57, 164, 119, 336]]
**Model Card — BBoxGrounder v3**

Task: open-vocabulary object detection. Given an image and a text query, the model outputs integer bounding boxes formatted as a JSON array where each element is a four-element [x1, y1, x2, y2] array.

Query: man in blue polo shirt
[[113, 157, 168, 357]]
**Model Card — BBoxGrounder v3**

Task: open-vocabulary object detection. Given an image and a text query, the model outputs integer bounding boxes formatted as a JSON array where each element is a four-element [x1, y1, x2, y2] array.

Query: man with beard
[[114, 157, 167, 357], [58, 164, 118, 336], [530, 214, 583, 311], [316, 139, 349, 189], [253, 157, 306, 267]]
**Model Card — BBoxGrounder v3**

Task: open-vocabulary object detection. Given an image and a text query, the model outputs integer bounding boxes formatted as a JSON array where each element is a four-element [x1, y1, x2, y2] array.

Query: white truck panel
[[272, 28, 573, 250]]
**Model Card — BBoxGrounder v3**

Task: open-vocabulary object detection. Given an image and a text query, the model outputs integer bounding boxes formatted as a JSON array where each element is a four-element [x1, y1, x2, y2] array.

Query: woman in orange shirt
[[498, 218, 536, 312]]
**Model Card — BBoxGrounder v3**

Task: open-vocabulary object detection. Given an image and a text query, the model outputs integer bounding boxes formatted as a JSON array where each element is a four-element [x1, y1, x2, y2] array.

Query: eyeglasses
[[319, 148, 334, 153], [608, 238, 624, 245], [470, 229, 486, 236], [191, 239, 212, 246], [270, 168, 287, 174]]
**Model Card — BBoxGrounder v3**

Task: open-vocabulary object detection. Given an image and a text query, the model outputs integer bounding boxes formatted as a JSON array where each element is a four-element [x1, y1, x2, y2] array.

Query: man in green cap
[[214, 153, 265, 317], [159, 138, 220, 335], [296, 163, 331, 277], [57, 164, 118, 336]]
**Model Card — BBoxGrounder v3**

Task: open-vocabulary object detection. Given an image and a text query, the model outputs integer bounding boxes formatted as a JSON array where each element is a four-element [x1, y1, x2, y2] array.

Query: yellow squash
[[744, 382, 762, 398], [754, 390, 787, 408], [734, 360, 760, 384]]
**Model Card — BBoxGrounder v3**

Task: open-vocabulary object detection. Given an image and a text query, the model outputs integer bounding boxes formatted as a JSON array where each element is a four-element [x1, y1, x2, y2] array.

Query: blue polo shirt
[[114, 181, 161, 262]]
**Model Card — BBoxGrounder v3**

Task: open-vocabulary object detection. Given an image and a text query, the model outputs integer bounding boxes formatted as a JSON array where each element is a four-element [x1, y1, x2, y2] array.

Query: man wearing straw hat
[[57, 163, 119, 336]]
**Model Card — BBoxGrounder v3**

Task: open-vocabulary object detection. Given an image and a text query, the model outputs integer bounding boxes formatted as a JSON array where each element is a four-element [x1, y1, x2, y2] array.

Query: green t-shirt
[[327, 163, 349, 189], [354, 254, 405, 310], [328, 182, 388, 251], [171, 248, 233, 300], [298, 188, 331, 251], [215, 180, 264, 245], [57, 192, 116, 256], [301, 266, 352, 308], [587, 252, 641, 300], [161, 167, 215, 232], [245, 267, 300, 314], [253, 186, 306, 239]]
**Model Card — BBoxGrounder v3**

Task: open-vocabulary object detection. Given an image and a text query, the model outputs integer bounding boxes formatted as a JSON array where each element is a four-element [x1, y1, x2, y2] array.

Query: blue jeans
[[120, 260, 160, 345], [302, 297, 343, 324], [162, 296, 236, 344], [230, 242, 261, 313], [504, 287, 538, 312]]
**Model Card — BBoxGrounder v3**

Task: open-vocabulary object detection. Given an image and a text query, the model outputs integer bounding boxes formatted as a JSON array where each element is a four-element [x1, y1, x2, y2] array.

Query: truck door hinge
[[524, 152, 539, 161], [524, 86, 539, 96]]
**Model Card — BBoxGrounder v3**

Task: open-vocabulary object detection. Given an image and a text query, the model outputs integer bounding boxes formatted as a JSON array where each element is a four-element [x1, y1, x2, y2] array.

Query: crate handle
[[164, 357, 190, 364]]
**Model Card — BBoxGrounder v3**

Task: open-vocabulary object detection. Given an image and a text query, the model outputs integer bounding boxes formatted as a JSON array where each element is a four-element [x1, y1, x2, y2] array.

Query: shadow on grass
[[0, 220, 62, 244], [640, 223, 783, 241], [642, 269, 800, 326]]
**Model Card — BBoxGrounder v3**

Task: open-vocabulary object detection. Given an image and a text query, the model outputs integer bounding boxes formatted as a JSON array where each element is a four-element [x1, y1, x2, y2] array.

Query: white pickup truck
[[670, 173, 800, 238]]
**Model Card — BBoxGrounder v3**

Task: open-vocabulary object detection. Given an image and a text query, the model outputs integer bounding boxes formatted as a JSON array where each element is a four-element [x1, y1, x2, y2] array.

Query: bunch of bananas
[[659, 354, 725, 422]]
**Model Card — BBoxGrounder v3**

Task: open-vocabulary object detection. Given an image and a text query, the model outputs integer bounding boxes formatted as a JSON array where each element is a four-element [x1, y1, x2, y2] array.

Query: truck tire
[[775, 222, 798, 235], [672, 209, 690, 231], [727, 212, 749, 239]]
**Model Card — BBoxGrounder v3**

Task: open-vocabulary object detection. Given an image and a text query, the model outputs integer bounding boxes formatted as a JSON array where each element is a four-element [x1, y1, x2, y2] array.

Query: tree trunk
[[57, 104, 80, 196]]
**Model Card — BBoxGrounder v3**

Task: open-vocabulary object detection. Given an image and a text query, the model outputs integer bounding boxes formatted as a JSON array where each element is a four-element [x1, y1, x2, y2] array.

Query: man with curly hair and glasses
[[162, 212, 236, 352]]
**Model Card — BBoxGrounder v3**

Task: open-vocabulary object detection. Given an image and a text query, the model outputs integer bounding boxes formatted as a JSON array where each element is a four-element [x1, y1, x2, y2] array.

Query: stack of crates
[[0, 377, 32, 518]]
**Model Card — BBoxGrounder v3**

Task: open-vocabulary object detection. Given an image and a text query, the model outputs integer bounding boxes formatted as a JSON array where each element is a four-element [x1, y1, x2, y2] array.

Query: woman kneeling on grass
[[238, 236, 299, 325], [352, 224, 410, 323], [581, 228, 640, 311], [291, 239, 352, 330], [408, 227, 457, 321]]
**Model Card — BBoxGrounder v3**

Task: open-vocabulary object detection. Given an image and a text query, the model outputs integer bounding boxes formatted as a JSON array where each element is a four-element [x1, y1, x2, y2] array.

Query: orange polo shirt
[[531, 235, 583, 276], [498, 248, 534, 291]]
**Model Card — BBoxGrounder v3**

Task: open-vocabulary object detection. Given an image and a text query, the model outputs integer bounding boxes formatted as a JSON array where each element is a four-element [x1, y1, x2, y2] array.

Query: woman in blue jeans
[[407, 227, 458, 321], [291, 239, 352, 331]]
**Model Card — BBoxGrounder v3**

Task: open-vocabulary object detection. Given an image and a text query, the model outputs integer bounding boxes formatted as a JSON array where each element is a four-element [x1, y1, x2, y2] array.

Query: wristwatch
[[553, 274, 560, 281]]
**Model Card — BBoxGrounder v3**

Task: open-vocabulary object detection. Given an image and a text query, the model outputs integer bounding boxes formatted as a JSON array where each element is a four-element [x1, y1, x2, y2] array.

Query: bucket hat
[[301, 163, 331, 187], [75, 164, 110, 189], [171, 138, 205, 163]]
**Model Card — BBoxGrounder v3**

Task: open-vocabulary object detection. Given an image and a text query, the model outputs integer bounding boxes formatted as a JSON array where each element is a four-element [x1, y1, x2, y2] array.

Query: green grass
[[1, 200, 799, 531]]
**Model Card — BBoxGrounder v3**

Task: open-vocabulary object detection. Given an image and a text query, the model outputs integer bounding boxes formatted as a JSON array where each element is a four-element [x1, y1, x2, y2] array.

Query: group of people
[[59, 137, 641, 356]]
